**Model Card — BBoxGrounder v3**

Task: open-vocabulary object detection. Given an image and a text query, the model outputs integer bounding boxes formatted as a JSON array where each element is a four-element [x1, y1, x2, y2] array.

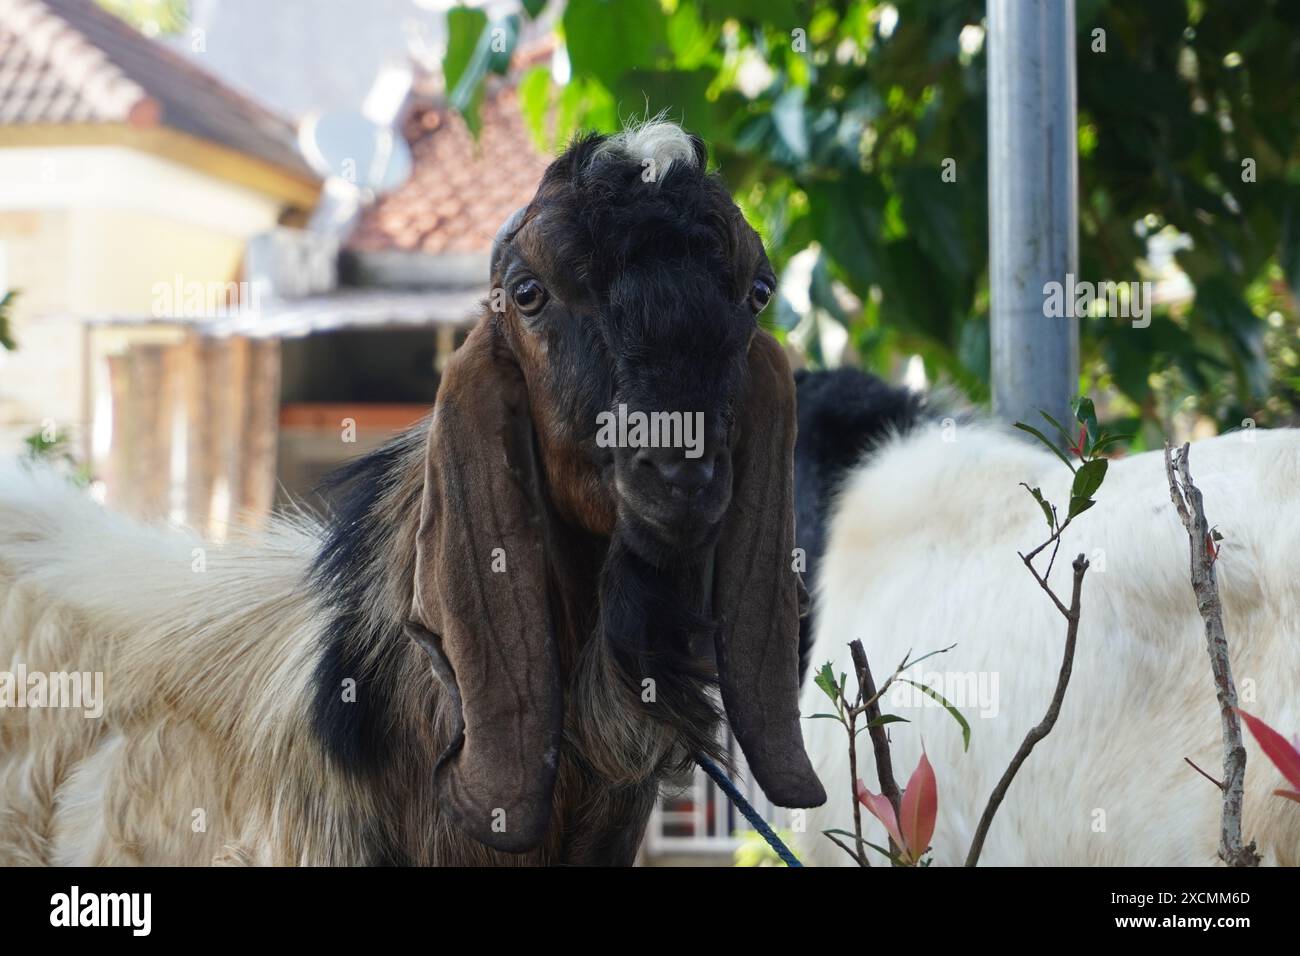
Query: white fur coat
[[798, 424, 1300, 866]]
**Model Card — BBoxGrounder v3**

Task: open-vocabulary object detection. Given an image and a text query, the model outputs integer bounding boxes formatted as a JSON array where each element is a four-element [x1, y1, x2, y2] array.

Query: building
[[0, 0, 318, 515]]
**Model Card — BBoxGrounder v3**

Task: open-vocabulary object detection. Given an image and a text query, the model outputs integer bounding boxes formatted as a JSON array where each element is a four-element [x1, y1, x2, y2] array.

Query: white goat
[[798, 422, 1300, 866], [0, 461, 342, 865]]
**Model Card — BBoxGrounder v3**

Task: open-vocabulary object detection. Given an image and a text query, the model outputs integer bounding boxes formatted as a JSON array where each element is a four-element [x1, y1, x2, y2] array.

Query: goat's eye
[[512, 278, 547, 317], [748, 278, 774, 314]]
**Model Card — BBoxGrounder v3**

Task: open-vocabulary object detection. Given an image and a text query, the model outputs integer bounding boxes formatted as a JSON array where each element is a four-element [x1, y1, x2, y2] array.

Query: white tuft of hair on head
[[592, 115, 700, 184]]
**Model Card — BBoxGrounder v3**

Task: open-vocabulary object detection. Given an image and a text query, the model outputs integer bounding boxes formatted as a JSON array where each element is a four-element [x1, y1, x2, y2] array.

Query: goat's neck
[[311, 427, 669, 864]]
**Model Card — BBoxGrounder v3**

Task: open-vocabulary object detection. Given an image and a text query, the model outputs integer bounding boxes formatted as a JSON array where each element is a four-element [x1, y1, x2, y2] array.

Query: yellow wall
[[0, 145, 292, 458], [71, 208, 249, 316]]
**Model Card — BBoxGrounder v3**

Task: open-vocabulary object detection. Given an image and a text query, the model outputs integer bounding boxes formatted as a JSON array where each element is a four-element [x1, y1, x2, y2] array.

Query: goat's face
[[408, 124, 825, 855], [490, 127, 775, 560]]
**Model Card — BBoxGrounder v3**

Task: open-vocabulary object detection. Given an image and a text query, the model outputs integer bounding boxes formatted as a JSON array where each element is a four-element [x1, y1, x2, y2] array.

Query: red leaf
[[1070, 424, 1087, 458], [855, 779, 905, 851], [1238, 709, 1300, 792], [899, 751, 938, 862], [1275, 790, 1300, 805]]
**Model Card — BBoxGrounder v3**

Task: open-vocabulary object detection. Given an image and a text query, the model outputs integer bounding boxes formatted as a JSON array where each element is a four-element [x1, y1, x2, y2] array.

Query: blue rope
[[695, 753, 803, 868]]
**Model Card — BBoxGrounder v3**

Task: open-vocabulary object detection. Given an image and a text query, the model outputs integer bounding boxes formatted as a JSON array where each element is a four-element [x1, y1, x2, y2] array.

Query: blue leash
[[695, 753, 803, 867]]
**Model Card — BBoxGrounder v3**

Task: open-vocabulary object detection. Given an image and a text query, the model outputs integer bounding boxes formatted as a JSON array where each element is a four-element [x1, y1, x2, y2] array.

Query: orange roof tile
[[346, 80, 552, 256], [0, 0, 313, 177]]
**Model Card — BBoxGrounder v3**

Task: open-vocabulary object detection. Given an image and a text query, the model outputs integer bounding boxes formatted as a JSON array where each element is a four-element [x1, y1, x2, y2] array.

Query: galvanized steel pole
[[987, 0, 1079, 431]]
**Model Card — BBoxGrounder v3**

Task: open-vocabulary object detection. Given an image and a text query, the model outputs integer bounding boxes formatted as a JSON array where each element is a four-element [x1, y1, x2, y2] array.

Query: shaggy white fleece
[[0, 463, 377, 865], [798, 424, 1300, 866]]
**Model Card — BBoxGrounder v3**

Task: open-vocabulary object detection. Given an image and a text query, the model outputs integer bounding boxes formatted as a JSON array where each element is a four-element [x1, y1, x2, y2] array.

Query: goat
[[793, 368, 1300, 865], [0, 121, 825, 866]]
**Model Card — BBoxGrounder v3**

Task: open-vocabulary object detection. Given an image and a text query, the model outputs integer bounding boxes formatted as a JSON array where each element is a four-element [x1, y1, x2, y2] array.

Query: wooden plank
[[183, 333, 218, 535], [237, 337, 281, 527], [105, 352, 131, 514], [106, 343, 174, 520], [212, 336, 250, 538], [278, 402, 428, 432]]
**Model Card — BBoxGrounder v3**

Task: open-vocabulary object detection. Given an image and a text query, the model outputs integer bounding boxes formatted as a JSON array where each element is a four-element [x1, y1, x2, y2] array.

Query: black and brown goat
[[0, 122, 825, 865]]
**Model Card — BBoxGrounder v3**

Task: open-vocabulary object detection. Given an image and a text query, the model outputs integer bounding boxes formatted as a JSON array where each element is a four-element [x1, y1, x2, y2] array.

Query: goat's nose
[[635, 447, 716, 495]]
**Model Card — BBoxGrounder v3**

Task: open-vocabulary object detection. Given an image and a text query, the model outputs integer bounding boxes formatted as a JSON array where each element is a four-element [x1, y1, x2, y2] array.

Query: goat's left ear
[[407, 319, 561, 853], [712, 331, 827, 809]]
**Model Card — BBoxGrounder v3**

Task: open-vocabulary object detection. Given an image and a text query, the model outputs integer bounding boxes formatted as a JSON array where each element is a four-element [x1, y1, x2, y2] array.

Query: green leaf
[[444, 6, 490, 133], [867, 714, 910, 728], [813, 662, 840, 706], [486, 16, 520, 75], [902, 642, 959, 671], [563, 0, 668, 90], [899, 679, 971, 751], [1088, 432, 1131, 455], [1282, 186, 1300, 306], [1071, 396, 1099, 454], [1020, 483, 1055, 534], [1067, 496, 1096, 520], [612, 69, 719, 144], [697, 0, 801, 25], [806, 175, 887, 294], [0, 289, 16, 351], [1070, 457, 1108, 501], [822, 828, 860, 839], [820, 830, 900, 864], [897, 166, 971, 280], [1013, 422, 1076, 472], [1039, 410, 1078, 452], [771, 87, 809, 162], [806, 713, 843, 721], [518, 65, 552, 152], [861, 840, 901, 863]]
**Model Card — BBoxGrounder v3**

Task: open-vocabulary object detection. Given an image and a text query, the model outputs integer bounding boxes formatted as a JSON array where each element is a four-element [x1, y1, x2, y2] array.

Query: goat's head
[[407, 122, 826, 854], [490, 125, 774, 558]]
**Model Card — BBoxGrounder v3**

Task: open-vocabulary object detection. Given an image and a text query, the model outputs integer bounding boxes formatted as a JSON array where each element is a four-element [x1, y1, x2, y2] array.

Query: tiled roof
[[0, 0, 313, 177], [346, 79, 552, 256]]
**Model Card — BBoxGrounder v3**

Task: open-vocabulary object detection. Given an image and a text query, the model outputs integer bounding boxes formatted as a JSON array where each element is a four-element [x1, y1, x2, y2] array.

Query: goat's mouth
[[612, 473, 731, 559]]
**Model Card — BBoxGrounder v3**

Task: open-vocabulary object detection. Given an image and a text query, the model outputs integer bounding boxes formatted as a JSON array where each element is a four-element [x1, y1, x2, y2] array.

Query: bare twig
[[851, 640, 903, 857], [1184, 756, 1225, 791], [1023, 513, 1074, 564], [827, 640, 957, 867], [857, 644, 957, 714], [1164, 442, 1260, 868], [965, 553, 1088, 867], [823, 830, 862, 865], [1017, 550, 1073, 619], [840, 682, 869, 867]]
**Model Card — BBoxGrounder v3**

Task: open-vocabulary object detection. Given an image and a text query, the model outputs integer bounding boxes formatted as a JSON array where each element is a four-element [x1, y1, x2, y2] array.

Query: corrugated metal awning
[[82, 286, 485, 339]]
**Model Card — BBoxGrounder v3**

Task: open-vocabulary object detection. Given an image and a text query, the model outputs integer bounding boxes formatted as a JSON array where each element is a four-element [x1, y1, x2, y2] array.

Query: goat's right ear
[[407, 320, 561, 854]]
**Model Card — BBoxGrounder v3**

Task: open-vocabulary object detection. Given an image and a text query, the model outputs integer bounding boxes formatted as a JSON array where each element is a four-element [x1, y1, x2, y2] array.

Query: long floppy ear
[[406, 319, 561, 853], [712, 331, 827, 808]]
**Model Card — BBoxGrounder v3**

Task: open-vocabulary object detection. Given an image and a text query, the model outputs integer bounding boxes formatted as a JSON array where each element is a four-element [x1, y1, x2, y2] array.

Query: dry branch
[[851, 640, 904, 840], [965, 553, 1088, 867], [1163, 442, 1260, 867]]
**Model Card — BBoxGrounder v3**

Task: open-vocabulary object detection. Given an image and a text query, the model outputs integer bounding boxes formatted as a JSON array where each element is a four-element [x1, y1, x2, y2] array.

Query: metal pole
[[987, 0, 1079, 431]]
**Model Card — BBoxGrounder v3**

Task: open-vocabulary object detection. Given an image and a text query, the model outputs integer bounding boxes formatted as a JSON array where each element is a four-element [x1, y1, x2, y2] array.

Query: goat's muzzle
[[613, 444, 732, 557]]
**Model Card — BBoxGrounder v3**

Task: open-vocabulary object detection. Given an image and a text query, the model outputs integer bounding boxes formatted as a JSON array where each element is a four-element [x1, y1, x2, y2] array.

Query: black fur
[[304, 131, 771, 861], [309, 431, 424, 781], [793, 368, 926, 679]]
